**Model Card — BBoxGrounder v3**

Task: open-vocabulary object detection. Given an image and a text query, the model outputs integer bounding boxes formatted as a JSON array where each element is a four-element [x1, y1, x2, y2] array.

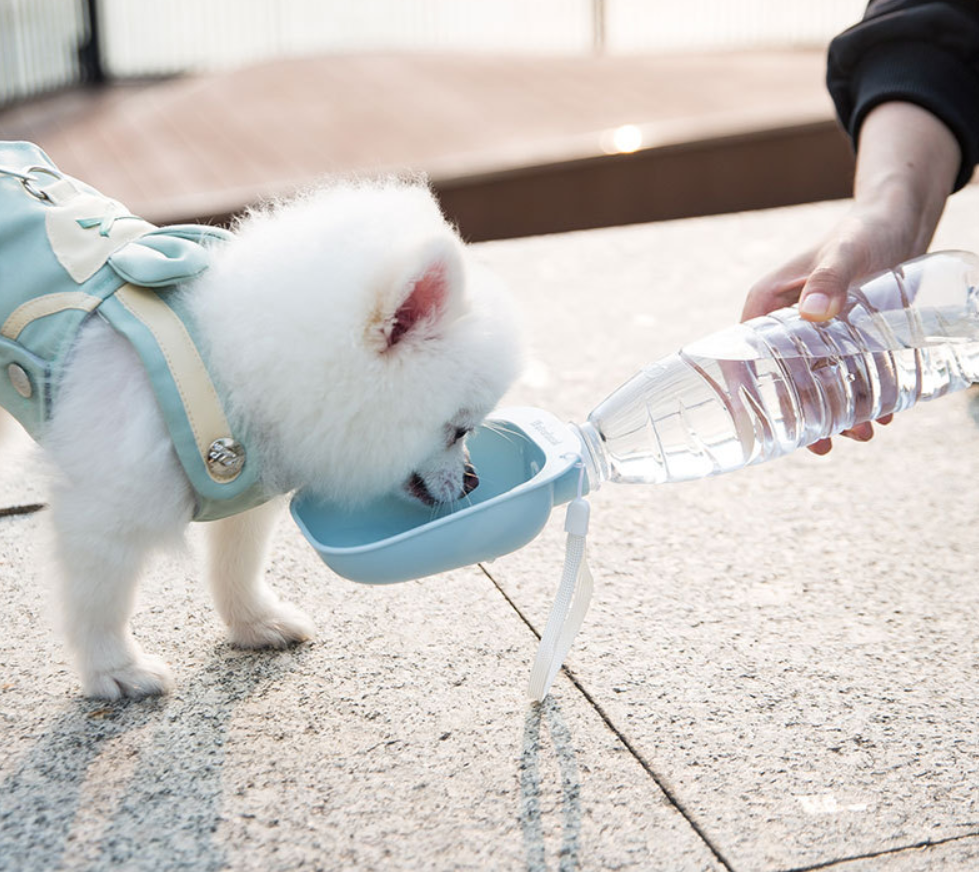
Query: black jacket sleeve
[[827, 0, 979, 191]]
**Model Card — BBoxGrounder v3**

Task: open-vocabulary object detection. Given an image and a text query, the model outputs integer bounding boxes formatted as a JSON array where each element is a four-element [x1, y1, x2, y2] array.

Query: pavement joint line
[[478, 556, 979, 872], [0, 503, 46, 518], [477, 562, 737, 872], [779, 830, 979, 872]]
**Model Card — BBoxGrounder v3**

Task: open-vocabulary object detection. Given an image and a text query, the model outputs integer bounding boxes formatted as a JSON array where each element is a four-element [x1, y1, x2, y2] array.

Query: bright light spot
[[795, 794, 868, 815], [797, 794, 839, 814], [520, 358, 552, 389], [604, 124, 643, 154]]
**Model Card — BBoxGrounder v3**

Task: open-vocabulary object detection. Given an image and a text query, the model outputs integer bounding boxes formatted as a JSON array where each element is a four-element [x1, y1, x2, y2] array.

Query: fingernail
[[800, 292, 832, 318]]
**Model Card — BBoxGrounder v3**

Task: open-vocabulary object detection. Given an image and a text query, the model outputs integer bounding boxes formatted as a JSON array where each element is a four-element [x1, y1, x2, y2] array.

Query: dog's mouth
[[405, 463, 479, 507], [405, 473, 437, 506]]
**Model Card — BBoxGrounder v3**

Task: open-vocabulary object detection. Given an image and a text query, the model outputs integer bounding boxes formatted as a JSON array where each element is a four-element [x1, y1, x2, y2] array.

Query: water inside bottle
[[587, 264, 979, 485]]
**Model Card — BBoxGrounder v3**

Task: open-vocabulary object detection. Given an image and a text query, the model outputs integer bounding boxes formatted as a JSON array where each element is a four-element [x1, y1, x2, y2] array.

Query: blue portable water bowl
[[290, 407, 586, 585]]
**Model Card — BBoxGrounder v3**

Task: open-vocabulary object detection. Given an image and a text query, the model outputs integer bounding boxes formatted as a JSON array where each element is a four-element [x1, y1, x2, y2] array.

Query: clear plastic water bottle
[[575, 250, 979, 486]]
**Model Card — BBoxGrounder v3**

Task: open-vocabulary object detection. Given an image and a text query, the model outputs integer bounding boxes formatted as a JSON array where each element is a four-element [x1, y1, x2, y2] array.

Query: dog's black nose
[[462, 461, 479, 496]]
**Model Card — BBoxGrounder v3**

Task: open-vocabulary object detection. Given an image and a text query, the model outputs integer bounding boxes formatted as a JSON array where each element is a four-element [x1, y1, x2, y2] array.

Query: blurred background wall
[[0, 1, 871, 239], [2, 0, 866, 106]]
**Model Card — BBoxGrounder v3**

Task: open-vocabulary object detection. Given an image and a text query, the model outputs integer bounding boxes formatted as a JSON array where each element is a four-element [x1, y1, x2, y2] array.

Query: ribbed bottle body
[[583, 251, 979, 485]]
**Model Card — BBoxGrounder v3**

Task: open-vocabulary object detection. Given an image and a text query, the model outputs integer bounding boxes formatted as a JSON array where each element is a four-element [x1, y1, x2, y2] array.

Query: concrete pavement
[[3, 187, 979, 870]]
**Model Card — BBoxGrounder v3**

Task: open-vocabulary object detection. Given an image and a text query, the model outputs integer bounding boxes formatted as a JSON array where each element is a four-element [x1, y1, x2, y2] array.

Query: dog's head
[[193, 179, 522, 507], [359, 228, 519, 507]]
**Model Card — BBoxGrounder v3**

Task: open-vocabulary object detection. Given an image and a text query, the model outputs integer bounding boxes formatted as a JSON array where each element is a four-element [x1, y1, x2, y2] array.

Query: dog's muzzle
[[407, 461, 479, 506]]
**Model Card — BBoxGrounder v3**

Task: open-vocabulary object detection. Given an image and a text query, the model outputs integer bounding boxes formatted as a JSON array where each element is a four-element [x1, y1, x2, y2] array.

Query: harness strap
[[114, 283, 234, 479], [98, 285, 267, 520], [3, 277, 266, 519]]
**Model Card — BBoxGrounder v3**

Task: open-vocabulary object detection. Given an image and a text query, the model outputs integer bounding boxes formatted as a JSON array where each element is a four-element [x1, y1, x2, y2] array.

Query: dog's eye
[[450, 426, 469, 445]]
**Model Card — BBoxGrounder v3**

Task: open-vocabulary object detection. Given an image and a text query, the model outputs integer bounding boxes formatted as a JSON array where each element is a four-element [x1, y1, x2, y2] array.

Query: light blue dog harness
[[0, 141, 267, 520]]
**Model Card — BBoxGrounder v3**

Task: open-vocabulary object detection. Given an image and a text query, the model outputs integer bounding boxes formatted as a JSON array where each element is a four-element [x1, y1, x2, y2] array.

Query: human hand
[[740, 101, 960, 454], [741, 206, 908, 452]]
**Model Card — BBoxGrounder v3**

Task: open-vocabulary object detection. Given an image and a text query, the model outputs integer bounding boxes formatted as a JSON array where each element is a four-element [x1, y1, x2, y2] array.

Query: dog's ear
[[383, 237, 465, 349]]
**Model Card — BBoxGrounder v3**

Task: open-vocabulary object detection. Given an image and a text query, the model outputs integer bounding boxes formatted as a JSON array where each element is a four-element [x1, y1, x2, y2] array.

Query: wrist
[[855, 174, 938, 230], [852, 102, 959, 249]]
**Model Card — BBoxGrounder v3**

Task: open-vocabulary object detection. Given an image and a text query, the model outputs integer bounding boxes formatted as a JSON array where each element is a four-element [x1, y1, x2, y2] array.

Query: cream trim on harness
[[114, 283, 236, 484], [0, 279, 244, 487], [1, 292, 102, 340]]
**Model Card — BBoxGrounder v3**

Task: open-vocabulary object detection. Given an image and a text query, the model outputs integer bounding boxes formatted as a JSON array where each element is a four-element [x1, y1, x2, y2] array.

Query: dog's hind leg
[[44, 320, 194, 699], [50, 486, 186, 700], [206, 499, 315, 649]]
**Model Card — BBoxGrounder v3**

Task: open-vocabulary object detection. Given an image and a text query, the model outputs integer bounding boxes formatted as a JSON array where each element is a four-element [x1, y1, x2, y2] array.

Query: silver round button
[[8, 364, 32, 399], [206, 437, 246, 481]]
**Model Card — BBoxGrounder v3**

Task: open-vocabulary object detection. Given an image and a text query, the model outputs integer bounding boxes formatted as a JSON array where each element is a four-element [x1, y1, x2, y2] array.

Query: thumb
[[797, 248, 863, 322]]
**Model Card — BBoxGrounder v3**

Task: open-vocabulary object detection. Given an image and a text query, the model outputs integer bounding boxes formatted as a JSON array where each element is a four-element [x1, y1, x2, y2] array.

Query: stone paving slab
[[477, 187, 979, 871], [832, 837, 979, 871], [0, 510, 720, 871]]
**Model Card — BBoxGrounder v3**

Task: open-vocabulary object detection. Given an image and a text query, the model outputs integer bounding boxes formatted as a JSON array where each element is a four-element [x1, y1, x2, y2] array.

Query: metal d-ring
[[19, 165, 64, 203], [0, 164, 65, 203]]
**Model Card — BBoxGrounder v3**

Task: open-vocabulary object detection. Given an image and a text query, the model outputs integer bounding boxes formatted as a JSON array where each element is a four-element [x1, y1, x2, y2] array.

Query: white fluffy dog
[[35, 180, 521, 699]]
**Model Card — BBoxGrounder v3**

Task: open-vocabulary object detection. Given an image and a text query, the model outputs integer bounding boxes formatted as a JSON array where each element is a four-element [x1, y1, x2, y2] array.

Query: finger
[[798, 237, 871, 322], [741, 273, 807, 322], [842, 421, 874, 442], [741, 249, 819, 322], [798, 265, 850, 322], [807, 438, 833, 456], [877, 413, 894, 426]]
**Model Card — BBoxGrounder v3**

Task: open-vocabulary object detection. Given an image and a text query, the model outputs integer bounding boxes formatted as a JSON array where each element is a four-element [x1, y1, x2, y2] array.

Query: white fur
[[36, 178, 521, 699]]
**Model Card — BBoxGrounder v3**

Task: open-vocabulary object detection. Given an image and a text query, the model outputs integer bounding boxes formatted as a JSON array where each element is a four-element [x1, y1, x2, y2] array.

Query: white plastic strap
[[527, 463, 595, 702]]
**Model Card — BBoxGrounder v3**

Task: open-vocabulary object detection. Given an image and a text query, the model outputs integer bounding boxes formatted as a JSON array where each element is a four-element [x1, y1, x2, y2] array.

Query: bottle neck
[[571, 420, 607, 491]]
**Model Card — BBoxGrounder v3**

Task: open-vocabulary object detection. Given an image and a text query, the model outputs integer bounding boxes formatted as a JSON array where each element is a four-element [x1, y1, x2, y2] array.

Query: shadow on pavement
[[0, 644, 305, 871], [519, 696, 582, 872]]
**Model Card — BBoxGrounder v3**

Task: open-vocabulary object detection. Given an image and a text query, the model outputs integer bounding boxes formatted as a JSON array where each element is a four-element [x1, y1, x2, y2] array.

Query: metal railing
[[97, 0, 864, 77], [1, 0, 866, 108], [0, 0, 101, 106]]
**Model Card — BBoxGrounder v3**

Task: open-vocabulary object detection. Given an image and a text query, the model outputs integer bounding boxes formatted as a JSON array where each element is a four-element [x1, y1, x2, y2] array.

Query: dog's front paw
[[229, 600, 315, 650], [82, 653, 174, 700]]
